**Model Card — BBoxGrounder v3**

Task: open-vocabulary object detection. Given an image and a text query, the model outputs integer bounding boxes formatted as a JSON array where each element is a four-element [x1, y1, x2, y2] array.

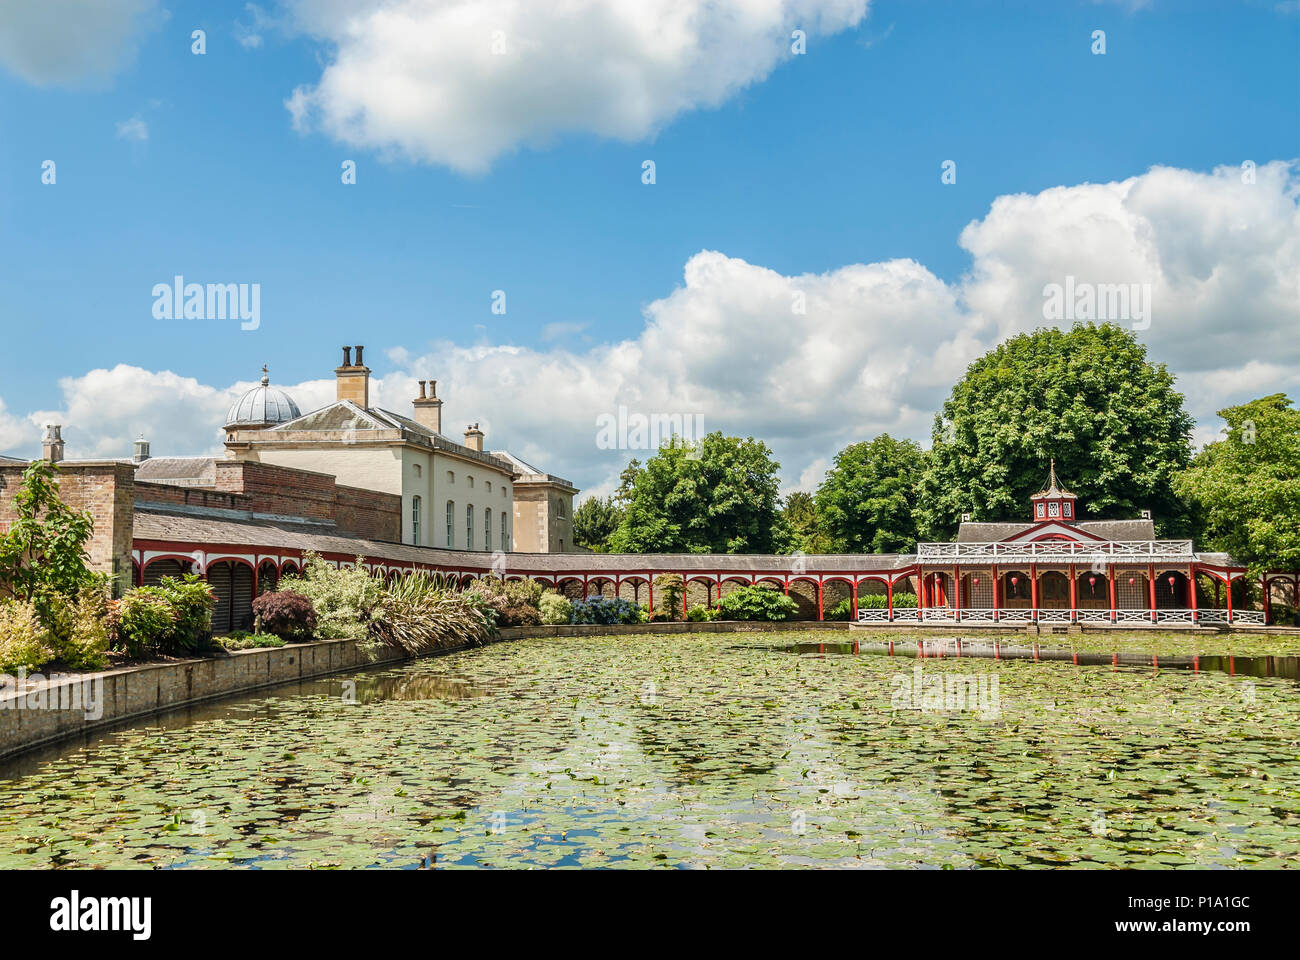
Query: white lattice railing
[[917, 540, 1194, 562], [855, 606, 1263, 625]]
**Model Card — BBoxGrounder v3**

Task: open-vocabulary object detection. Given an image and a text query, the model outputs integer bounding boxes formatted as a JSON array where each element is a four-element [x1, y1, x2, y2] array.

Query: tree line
[[572, 323, 1300, 577]]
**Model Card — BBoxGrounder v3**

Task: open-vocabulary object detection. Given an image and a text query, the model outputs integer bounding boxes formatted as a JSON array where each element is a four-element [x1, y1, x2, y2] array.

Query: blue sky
[[0, 0, 1297, 495]]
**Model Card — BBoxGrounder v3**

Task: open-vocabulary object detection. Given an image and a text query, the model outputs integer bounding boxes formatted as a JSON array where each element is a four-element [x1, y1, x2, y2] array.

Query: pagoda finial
[[261, 363, 269, 386], [1049, 458, 1057, 489]]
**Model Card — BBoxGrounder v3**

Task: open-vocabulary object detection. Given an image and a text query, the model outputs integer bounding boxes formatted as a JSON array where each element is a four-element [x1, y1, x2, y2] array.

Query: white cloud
[[236, 3, 275, 49], [0, 0, 162, 87], [115, 116, 148, 141], [283, 0, 870, 172], [3, 162, 1295, 503]]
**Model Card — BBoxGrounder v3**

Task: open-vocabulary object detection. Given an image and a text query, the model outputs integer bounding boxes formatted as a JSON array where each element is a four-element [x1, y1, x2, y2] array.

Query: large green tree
[[779, 491, 833, 555], [1174, 394, 1300, 575], [816, 434, 927, 552], [609, 433, 783, 553], [571, 496, 623, 552], [914, 323, 1194, 538]]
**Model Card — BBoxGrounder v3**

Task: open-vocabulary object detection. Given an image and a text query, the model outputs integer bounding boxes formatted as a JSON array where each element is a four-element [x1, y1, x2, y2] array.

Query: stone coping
[[0, 637, 412, 763]]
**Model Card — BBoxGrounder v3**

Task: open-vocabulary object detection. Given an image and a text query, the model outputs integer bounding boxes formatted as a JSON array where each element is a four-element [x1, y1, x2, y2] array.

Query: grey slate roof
[[133, 457, 217, 485], [956, 519, 1156, 542]]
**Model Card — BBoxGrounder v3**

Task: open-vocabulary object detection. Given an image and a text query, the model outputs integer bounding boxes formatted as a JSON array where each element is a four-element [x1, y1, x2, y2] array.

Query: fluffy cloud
[[4, 162, 1296, 502], [115, 116, 148, 141], [283, 0, 869, 172], [0, 0, 162, 87]]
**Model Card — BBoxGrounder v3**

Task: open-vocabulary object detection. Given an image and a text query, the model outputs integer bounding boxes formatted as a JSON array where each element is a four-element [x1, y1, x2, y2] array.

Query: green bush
[[108, 575, 215, 657], [685, 604, 717, 622], [0, 599, 56, 672], [652, 574, 683, 621], [538, 591, 572, 625], [715, 584, 799, 622], [279, 553, 384, 639], [467, 577, 545, 627], [828, 597, 853, 621], [221, 631, 286, 650], [39, 585, 110, 669]]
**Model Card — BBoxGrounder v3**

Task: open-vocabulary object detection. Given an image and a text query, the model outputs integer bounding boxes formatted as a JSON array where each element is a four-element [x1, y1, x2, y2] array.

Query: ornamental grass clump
[[278, 553, 384, 639], [369, 571, 496, 654]]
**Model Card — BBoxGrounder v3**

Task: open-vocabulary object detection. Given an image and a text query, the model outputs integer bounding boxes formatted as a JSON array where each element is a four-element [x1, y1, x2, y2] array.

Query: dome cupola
[[225, 366, 301, 431]]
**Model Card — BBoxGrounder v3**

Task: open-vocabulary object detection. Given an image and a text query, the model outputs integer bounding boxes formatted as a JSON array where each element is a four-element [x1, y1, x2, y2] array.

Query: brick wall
[[0, 460, 135, 594], [134, 480, 251, 513], [214, 460, 336, 522], [335, 484, 401, 541]]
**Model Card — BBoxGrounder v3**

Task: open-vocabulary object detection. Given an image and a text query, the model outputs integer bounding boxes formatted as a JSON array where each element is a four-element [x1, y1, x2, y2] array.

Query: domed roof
[[225, 366, 301, 427]]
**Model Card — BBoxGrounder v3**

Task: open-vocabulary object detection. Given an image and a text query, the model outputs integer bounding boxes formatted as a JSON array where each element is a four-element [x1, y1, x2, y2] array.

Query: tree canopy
[[572, 496, 623, 552], [1174, 394, 1300, 576], [609, 433, 783, 553], [816, 434, 927, 552], [914, 323, 1194, 538]]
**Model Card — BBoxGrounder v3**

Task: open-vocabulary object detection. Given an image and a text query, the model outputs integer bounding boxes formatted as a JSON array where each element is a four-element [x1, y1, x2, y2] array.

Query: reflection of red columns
[[816, 579, 824, 621], [1068, 563, 1077, 622], [887, 578, 894, 621], [992, 563, 999, 621], [1226, 573, 1234, 623], [953, 564, 961, 621], [1108, 564, 1117, 622], [851, 580, 859, 621], [1030, 563, 1038, 622], [1147, 563, 1156, 622], [1189, 566, 1198, 623]]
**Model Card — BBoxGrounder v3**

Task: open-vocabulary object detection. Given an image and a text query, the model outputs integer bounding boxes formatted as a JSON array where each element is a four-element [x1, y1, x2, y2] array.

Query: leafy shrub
[[467, 577, 544, 627], [39, 585, 110, 669], [652, 574, 683, 621], [569, 595, 644, 625], [108, 588, 176, 657], [828, 597, 853, 621], [221, 631, 286, 650], [107, 575, 215, 657], [370, 571, 496, 654], [685, 604, 717, 622], [0, 599, 55, 672], [278, 553, 384, 639], [251, 590, 317, 641], [715, 584, 799, 622], [0, 461, 97, 605], [538, 591, 572, 625]]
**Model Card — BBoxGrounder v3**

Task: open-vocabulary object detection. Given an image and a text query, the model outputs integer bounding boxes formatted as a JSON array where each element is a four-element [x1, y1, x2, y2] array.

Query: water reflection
[[779, 639, 1300, 680]]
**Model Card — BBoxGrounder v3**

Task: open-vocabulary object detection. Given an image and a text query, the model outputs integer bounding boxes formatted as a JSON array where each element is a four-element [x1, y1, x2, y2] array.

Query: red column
[[816, 579, 824, 621], [851, 580, 858, 621], [918, 569, 926, 618], [1108, 564, 1117, 623], [1147, 563, 1157, 623], [682, 576, 689, 618], [716, 576, 723, 610], [1068, 563, 1077, 623], [992, 563, 999, 621], [953, 564, 961, 621], [1261, 576, 1270, 626], [1226, 573, 1234, 622], [648, 577, 655, 615], [1189, 566, 1198, 623], [887, 579, 894, 621], [1030, 563, 1038, 622]]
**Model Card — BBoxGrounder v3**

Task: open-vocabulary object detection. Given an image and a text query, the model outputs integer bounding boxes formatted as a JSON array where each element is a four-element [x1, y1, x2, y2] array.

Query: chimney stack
[[464, 422, 484, 452], [133, 434, 151, 464], [42, 424, 64, 462], [334, 344, 370, 408], [413, 379, 443, 434]]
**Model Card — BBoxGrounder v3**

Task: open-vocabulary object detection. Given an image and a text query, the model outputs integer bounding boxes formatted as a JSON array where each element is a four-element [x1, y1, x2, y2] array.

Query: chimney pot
[[429, 380, 436, 397], [354, 345, 364, 365], [342, 346, 352, 366], [418, 380, 427, 399]]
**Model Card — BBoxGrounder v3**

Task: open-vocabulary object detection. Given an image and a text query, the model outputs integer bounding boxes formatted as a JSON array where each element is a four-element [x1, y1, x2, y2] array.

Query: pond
[[1, 632, 1297, 868]]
